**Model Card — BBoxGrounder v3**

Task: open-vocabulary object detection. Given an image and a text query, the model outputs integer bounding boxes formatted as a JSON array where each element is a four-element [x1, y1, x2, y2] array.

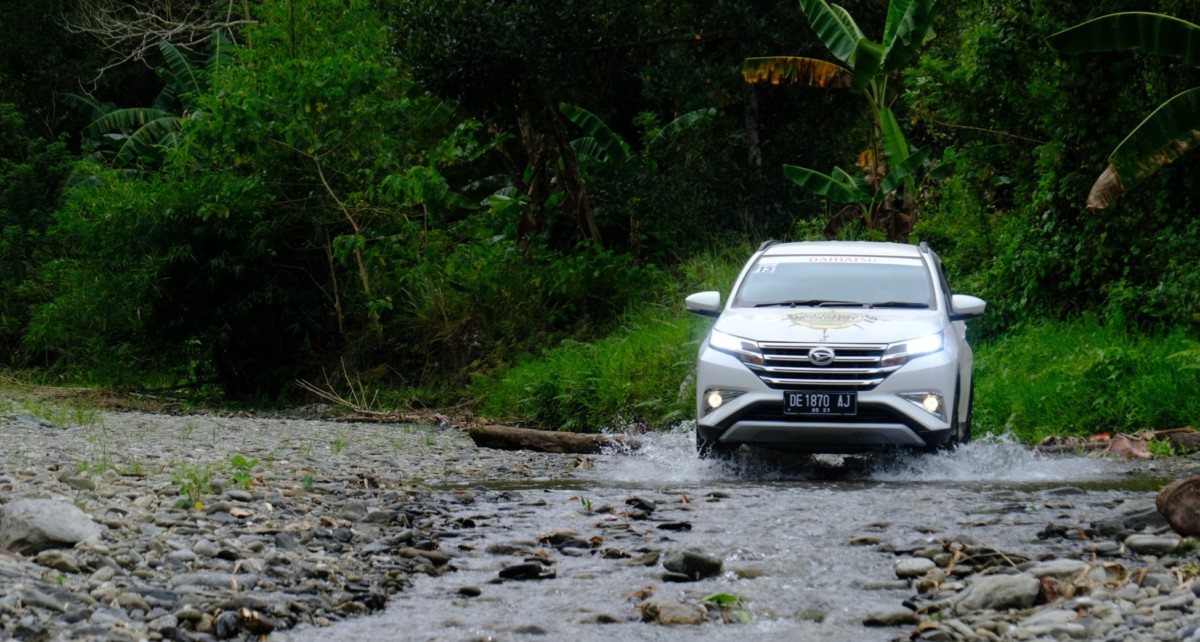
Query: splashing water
[[592, 427, 1117, 487]]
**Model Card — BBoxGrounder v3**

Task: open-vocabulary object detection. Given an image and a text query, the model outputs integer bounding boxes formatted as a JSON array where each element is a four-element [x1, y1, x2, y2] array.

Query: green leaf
[[849, 39, 885, 94], [570, 137, 607, 164], [783, 164, 870, 204], [1047, 12, 1200, 67], [881, 0, 936, 71], [84, 108, 176, 140], [879, 146, 931, 195], [159, 40, 201, 99], [927, 147, 956, 180], [1090, 87, 1200, 209], [799, 0, 864, 64], [878, 106, 910, 166], [559, 103, 630, 162], [650, 108, 715, 144]]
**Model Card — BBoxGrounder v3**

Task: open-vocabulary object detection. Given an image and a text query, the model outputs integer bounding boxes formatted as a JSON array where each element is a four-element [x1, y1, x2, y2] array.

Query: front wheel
[[960, 381, 974, 445]]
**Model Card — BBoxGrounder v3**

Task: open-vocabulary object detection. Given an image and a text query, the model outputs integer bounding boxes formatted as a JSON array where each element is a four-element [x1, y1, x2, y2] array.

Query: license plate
[[783, 391, 857, 416]]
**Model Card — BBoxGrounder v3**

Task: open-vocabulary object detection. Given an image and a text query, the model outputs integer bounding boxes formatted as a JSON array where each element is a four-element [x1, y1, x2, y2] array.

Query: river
[[273, 430, 1171, 642]]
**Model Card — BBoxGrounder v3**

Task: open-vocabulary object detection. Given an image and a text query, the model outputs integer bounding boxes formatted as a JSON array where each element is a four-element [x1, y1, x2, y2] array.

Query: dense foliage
[[1, 0, 1198, 437]]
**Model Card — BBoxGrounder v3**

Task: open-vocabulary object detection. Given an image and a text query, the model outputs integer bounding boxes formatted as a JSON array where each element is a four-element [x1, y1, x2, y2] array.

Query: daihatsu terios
[[686, 240, 985, 458]]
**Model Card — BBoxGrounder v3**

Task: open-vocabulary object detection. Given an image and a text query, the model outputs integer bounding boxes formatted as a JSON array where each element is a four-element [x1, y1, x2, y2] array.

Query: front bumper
[[695, 346, 959, 453]]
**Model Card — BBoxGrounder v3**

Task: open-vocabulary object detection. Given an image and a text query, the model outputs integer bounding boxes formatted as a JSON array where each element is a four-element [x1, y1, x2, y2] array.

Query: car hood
[[715, 307, 945, 344]]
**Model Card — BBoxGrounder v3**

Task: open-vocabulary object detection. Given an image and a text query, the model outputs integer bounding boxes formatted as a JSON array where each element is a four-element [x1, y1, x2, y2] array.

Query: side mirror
[[949, 294, 986, 321], [686, 291, 722, 318]]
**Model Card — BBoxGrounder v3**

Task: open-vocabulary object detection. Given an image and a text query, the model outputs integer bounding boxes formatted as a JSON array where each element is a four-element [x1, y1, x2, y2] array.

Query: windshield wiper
[[866, 301, 930, 309], [754, 300, 865, 308]]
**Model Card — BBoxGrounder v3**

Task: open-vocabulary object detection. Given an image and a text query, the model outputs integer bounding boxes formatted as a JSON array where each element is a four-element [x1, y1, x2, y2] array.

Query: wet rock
[[498, 562, 555, 581], [1027, 558, 1089, 579], [34, 549, 81, 573], [951, 573, 1040, 614], [640, 599, 707, 625], [795, 608, 827, 622], [863, 608, 919, 627], [626, 496, 657, 512], [0, 498, 102, 554], [1124, 533, 1180, 555], [662, 549, 722, 580], [895, 557, 936, 578]]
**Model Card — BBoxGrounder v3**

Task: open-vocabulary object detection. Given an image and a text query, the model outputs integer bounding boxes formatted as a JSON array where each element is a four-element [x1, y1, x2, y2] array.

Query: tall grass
[[974, 318, 1200, 442], [467, 247, 750, 432], [472, 246, 1200, 444]]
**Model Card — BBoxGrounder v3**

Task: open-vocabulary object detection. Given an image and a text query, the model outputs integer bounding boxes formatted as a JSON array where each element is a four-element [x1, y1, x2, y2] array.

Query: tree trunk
[[467, 425, 642, 454], [742, 83, 762, 172]]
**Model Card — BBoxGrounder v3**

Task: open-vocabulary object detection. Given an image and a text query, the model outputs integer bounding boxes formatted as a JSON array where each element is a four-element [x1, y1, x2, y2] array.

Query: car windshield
[[733, 255, 935, 308]]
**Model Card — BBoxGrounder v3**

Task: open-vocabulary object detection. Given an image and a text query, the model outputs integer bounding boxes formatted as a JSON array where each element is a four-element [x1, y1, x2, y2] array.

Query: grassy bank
[[470, 254, 1200, 441], [973, 319, 1200, 443]]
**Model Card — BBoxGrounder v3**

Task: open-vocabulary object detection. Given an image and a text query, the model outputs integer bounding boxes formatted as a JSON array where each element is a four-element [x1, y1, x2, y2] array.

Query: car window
[[734, 255, 935, 308]]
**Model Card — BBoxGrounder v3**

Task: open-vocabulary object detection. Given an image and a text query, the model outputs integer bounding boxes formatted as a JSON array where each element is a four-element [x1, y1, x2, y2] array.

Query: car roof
[[759, 241, 923, 258]]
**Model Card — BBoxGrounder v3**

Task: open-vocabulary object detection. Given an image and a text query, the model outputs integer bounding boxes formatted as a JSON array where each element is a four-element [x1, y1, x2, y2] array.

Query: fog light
[[706, 390, 724, 410], [922, 394, 940, 414], [899, 392, 945, 419]]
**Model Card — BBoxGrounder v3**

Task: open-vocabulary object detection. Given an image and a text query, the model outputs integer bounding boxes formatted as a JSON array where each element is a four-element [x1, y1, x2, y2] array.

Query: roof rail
[[918, 240, 930, 254], [757, 239, 779, 251]]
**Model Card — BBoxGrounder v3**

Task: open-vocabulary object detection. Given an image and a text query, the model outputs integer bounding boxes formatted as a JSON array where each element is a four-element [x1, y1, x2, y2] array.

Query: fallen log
[[467, 424, 642, 454], [1156, 476, 1200, 536]]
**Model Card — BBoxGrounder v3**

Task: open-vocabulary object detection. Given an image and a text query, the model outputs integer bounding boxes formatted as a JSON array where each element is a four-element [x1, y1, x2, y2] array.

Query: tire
[[960, 380, 974, 445], [924, 380, 963, 453]]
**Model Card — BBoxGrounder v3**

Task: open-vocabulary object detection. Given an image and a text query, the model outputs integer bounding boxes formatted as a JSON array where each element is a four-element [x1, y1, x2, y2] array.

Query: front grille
[[748, 342, 896, 391]]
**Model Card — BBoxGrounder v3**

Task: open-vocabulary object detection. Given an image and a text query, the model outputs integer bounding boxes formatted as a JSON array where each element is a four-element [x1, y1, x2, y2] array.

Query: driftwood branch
[[468, 425, 642, 454]]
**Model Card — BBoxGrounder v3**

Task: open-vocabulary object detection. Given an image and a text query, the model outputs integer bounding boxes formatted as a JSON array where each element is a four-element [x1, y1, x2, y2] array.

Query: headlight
[[881, 332, 944, 367], [708, 330, 764, 366]]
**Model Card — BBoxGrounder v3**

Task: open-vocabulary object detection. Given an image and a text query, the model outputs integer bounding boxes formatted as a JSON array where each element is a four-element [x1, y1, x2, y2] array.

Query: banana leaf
[[783, 164, 870, 204], [878, 146, 931, 196], [559, 103, 630, 162], [651, 108, 716, 144], [741, 57, 851, 89], [1047, 12, 1200, 67], [850, 39, 885, 95], [881, 0, 936, 71], [878, 105, 911, 166], [1089, 87, 1200, 209], [799, 0, 863, 65]]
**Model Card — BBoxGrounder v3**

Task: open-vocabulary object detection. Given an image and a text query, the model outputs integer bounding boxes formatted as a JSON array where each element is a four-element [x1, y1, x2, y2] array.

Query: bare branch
[[59, 0, 255, 85]]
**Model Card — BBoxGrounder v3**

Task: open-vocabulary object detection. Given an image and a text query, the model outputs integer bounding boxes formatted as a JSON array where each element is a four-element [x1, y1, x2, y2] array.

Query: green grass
[[973, 317, 1200, 442], [468, 248, 749, 432]]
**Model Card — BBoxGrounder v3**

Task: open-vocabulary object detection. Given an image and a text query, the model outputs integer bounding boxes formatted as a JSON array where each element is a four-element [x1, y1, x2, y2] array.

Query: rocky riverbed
[[2, 397, 1200, 641]]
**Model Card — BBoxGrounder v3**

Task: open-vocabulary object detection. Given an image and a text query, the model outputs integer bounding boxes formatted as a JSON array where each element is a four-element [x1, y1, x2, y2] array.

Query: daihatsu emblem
[[809, 347, 836, 367]]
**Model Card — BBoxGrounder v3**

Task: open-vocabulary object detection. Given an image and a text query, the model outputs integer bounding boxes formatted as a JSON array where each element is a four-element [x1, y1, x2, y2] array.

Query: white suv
[[686, 240, 985, 457]]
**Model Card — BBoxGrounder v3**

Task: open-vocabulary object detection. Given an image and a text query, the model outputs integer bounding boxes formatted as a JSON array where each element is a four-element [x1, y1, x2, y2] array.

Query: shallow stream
[[275, 431, 1170, 642]]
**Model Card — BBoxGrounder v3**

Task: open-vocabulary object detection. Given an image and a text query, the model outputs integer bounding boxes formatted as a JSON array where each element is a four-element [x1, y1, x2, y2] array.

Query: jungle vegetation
[[2, 0, 1199, 441]]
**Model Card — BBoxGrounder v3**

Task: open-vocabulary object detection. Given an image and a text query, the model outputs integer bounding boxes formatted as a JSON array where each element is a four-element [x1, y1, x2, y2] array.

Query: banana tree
[[1047, 12, 1200, 210], [559, 103, 715, 167], [742, 0, 939, 239], [67, 34, 228, 172]]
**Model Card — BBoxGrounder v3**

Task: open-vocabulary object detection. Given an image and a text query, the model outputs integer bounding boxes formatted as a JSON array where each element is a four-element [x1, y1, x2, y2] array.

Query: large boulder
[[0, 498, 102, 555]]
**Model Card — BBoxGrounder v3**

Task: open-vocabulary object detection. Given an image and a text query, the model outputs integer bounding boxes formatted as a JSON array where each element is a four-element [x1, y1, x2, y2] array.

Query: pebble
[[0, 403, 586, 641]]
